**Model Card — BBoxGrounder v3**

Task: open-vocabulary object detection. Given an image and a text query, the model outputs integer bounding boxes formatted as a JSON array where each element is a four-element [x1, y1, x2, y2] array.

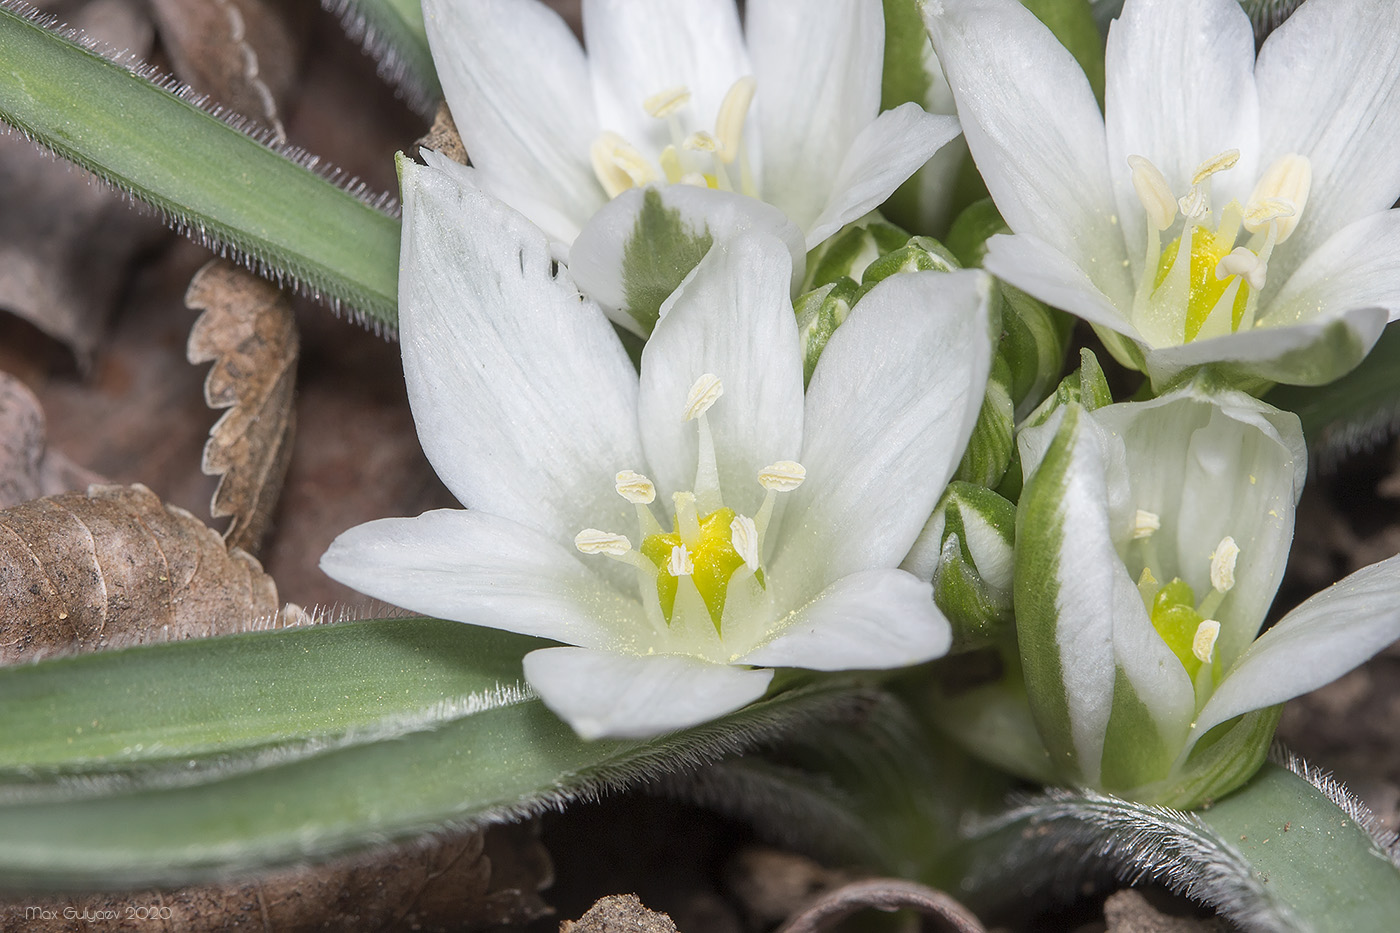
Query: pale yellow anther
[[678, 172, 709, 188], [1246, 154, 1311, 242], [1210, 536, 1239, 593], [575, 528, 633, 556], [683, 130, 719, 153], [1132, 508, 1161, 540], [714, 76, 756, 164], [643, 85, 691, 119], [1215, 247, 1266, 290], [758, 460, 806, 492], [730, 514, 759, 572], [589, 131, 656, 199], [1127, 155, 1177, 231], [668, 544, 694, 577], [1243, 197, 1296, 230], [1178, 186, 1209, 222], [1192, 619, 1221, 663], [615, 470, 656, 504], [659, 145, 684, 184], [1191, 149, 1240, 185], [683, 373, 724, 422]]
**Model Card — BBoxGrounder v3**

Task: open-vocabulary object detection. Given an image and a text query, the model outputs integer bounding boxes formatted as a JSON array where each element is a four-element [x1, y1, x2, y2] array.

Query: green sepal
[[801, 213, 909, 291], [621, 188, 715, 334], [858, 235, 961, 290], [1021, 347, 1113, 430], [945, 198, 1008, 269], [928, 483, 1018, 651], [1001, 285, 1076, 420], [1140, 706, 1283, 809], [1098, 667, 1180, 794], [952, 353, 1016, 488], [795, 277, 860, 387]]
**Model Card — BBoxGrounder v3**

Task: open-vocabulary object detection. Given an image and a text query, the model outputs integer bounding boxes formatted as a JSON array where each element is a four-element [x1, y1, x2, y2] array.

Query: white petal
[[802, 105, 963, 249], [983, 233, 1142, 340], [1096, 387, 1302, 666], [523, 646, 772, 739], [747, 0, 883, 229], [636, 231, 804, 520], [398, 158, 644, 547], [569, 185, 807, 334], [1018, 406, 1195, 785], [1266, 210, 1400, 328], [1255, 0, 1400, 277], [1188, 554, 1400, 751], [1143, 305, 1389, 389], [1104, 0, 1259, 262], [773, 269, 992, 595], [742, 568, 950, 670], [423, 0, 603, 246], [320, 510, 634, 650], [582, 0, 749, 162], [922, 0, 1134, 309]]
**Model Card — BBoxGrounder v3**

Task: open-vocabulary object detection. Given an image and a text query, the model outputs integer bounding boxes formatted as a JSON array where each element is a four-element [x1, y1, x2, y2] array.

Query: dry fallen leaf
[[0, 371, 105, 509], [561, 894, 681, 933], [417, 101, 468, 165], [0, 0, 167, 368], [147, 0, 307, 141], [0, 482, 281, 664], [186, 259, 299, 554]]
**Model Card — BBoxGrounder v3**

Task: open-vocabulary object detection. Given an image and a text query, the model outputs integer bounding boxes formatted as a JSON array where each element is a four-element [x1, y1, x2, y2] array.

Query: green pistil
[[1155, 228, 1250, 342], [640, 507, 746, 633], [1150, 578, 1208, 680]]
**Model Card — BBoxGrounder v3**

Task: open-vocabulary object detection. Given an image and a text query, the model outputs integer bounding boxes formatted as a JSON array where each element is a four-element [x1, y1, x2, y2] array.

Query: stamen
[[659, 145, 683, 184], [1243, 197, 1295, 232], [1210, 536, 1239, 593], [731, 514, 759, 572], [1215, 247, 1266, 291], [678, 172, 709, 188], [575, 529, 633, 556], [683, 131, 719, 153], [1178, 186, 1209, 222], [1190, 149, 1240, 185], [1192, 619, 1221, 663], [674, 491, 701, 545], [683, 373, 724, 421], [590, 131, 657, 198], [758, 461, 807, 492], [643, 85, 691, 119], [668, 544, 694, 576], [714, 76, 756, 165], [615, 470, 656, 504], [1131, 509, 1161, 540], [1246, 154, 1311, 242], [1127, 156, 1177, 231]]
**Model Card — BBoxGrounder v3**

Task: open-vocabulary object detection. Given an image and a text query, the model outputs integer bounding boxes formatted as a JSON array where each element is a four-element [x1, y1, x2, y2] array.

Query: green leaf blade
[[0, 4, 401, 330]]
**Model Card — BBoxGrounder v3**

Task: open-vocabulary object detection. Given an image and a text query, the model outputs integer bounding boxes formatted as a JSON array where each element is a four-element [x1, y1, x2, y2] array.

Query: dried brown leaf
[[147, 0, 308, 139], [0, 372, 105, 508], [417, 102, 468, 165], [0, 482, 280, 664], [774, 879, 986, 933], [0, 0, 167, 367], [186, 259, 298, 554], [0, 823, 553, 932]]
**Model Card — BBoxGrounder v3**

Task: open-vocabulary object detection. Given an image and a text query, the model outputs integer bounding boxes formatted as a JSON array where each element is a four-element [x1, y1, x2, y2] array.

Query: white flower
[[423, 0, 962, 333], [320, 155, 994, 740], [1015, 380, 1400, 805], [923, 0, 1400, 388]]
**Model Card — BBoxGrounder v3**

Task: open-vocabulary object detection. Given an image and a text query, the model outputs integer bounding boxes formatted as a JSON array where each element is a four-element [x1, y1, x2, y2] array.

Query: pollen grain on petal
[[758, 460, 806, 492], [683, 373, 724, 421]]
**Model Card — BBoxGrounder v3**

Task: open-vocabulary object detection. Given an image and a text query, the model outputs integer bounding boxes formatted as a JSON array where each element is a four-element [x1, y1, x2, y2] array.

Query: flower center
[[573, 374, 804, 659], [1131, 510, 1238, 705], [589, 77, 759, 199], [1128, 151, 1312, 345]]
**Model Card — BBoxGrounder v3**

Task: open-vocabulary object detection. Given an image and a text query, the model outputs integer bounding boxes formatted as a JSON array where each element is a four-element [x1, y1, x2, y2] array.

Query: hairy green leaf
[[0, 3, 401, 331], [322, 0, 441, 116]]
